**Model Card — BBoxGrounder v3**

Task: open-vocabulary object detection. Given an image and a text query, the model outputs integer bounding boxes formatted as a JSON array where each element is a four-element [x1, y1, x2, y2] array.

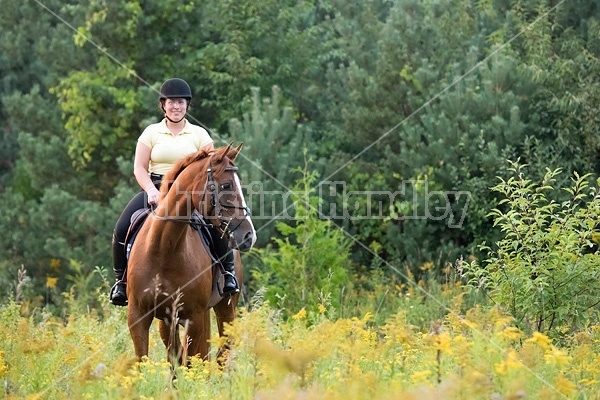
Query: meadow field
[[2, 274, 600, 400]]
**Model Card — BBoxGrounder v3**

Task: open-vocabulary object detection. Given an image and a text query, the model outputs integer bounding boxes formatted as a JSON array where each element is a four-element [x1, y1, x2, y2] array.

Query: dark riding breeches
[[114, 174, 162, 246], [112, 175, 162, 279]]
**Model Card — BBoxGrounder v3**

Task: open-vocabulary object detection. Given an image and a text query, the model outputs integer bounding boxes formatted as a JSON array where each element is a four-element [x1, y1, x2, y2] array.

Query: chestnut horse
[[126, 143, 256, 366]]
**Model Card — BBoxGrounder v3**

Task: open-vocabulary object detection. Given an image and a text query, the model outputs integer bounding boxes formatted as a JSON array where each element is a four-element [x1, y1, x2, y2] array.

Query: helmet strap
[[165, 113, 186, 124]]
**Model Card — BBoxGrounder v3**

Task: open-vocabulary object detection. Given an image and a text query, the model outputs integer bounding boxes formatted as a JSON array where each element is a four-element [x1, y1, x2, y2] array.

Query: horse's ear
[[216, 142, 233, 162], [229, 143, 243, 161]]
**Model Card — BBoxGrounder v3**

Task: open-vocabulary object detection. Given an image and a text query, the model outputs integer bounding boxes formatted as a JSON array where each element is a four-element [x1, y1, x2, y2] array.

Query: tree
[[314, 0, 600, 274], [228, 86, 318, 246]]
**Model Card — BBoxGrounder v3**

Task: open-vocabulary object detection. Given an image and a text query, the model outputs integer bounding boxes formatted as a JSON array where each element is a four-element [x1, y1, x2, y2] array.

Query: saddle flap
[[192, 212, 235, 307], [124, 208, 152, 262]]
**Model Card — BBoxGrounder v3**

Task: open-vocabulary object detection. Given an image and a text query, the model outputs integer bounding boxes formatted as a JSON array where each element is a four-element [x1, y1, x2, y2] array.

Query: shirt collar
[[158, 118, 190, 135]]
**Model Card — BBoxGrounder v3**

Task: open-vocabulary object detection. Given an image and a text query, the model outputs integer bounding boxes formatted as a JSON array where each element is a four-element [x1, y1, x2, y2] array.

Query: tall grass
[[1, 273, 600, 400]]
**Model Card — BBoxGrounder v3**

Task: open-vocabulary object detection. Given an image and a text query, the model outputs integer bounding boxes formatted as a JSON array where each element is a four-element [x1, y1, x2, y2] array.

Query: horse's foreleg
[[159, 319, 182, 367], [185, 312, 211, 362], [213, 294, 239, 362], [128, 307, 153, 361]]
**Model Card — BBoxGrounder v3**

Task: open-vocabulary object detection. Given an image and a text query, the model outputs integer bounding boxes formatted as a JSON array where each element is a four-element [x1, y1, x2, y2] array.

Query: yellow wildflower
[[452, 334, 473, 348], [420, 261, 435, 272], [292, 308, 307, 320], [495, 350, 522, 375], [555, 375, 577, 397], [432, 332, 452, 353], [0, 351, 8, 378], [497, 326, 524, 342], [46, 276, 58, 289], [410, 369, 432, 385], [361, 330, 377, 348], [544, 346, 571, 366], [461, 318, 479, 330], [525, 331, 552, 351], [493, 316, 514, 331], [318, 303, 326, 313], [578, 378, 599, 387]]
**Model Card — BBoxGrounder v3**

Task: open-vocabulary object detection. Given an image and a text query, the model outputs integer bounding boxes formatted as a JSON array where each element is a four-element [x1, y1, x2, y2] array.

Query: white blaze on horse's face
[[233, 172, 257, 249]]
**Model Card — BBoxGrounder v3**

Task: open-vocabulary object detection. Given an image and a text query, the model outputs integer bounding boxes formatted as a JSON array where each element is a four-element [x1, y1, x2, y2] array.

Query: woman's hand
[[146, 187, 160, 205]]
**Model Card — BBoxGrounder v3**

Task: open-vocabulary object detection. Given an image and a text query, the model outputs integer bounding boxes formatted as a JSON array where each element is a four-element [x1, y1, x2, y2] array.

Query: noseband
[[206, 164, 251, 238]]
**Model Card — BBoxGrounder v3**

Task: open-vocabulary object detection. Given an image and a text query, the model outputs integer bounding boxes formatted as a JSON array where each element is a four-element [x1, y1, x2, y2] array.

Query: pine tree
[[228, 86, 318, 245]]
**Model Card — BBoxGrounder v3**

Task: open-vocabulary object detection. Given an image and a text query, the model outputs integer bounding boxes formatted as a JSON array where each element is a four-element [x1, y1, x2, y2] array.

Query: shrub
[[462, 160, 600, 334], [251, 159, 351, 318]]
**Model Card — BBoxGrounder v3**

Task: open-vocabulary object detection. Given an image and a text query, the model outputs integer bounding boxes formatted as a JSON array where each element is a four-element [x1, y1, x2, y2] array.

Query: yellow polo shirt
[[138, 118, 213, 175]]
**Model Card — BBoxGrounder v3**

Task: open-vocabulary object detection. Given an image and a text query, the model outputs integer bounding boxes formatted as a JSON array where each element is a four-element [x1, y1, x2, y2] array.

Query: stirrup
[[222, 272, 239, 297]]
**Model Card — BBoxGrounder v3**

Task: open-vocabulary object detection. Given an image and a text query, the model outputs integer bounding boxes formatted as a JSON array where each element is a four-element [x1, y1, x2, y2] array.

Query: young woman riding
[[109, 78, 239, 306]]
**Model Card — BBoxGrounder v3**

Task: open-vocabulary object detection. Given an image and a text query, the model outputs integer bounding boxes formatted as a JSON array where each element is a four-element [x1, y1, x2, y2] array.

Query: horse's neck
[[152, 167, 208, 240]]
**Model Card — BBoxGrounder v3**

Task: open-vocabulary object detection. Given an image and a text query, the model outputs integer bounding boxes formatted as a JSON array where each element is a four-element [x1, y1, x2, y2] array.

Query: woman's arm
[[134, 142, 160, 204]]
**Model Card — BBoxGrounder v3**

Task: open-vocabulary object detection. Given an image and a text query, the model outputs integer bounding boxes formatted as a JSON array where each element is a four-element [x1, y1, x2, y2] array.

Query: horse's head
[[203, 143, 256, 252]]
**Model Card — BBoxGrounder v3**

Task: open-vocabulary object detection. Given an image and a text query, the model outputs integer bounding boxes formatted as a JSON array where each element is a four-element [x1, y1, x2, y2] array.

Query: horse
[[126, 143, 256, 367]]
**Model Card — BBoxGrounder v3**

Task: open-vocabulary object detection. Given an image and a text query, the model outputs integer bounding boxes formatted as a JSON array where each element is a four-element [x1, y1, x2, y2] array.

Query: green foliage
[[61, 261, 108, 315], [342, 261, 482, 328], [502, 0, 600, 178], [252, 159, 351, 317], [0, 0, 599, 309], [463, 161, 600, 334], [317, 0, 600, 273], [51, 57, 141, 167], [228, 86, 318, 245]]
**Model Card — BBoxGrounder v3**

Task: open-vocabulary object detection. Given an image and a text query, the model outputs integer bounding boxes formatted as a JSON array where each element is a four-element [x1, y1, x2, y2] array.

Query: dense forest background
[[0, 0, 599, 308]]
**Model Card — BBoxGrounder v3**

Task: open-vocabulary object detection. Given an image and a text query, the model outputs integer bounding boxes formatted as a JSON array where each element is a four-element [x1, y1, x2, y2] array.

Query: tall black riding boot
[[109, 235, 128, 306], [220, 248, 239, 296], [209, 228, 239, 296]]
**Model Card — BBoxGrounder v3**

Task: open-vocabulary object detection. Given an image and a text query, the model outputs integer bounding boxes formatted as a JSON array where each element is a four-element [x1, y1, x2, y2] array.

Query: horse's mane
[[159, 146, 232, 197]]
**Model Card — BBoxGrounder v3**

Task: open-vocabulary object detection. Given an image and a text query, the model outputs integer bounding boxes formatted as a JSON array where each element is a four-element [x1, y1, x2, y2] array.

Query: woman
[[109, 78, 239, 306]]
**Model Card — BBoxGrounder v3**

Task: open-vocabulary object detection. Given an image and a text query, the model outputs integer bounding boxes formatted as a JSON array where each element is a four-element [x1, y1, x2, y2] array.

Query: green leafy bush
[[251, 159, 351, 318], [463, 160, 600, 334]]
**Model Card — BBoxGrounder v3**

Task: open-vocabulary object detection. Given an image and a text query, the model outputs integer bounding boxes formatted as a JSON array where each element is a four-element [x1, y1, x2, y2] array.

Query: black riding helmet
[[159, 78, 191, 123], [159, 78, 192, 101]]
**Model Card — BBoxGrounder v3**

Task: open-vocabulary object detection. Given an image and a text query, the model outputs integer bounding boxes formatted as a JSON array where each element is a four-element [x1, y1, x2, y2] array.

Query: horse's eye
[[220, 183, 232, 191]]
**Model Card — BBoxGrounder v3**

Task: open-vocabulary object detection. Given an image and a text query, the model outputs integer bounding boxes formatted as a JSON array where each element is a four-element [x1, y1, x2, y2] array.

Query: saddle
[[123, 209, 231, 306]]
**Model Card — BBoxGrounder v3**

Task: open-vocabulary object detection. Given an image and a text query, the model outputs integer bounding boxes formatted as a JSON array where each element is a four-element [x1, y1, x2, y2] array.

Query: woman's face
[[164, 98, 188, 121]]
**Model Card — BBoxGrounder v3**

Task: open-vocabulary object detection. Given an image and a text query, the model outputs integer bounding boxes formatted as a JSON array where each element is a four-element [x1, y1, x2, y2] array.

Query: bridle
[[149, 162, 251, 240], [205, 164, 251, 239]]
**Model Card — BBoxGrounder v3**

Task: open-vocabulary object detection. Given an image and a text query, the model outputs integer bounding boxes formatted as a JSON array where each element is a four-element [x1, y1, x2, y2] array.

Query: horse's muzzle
[[230, 228, 256, 252]]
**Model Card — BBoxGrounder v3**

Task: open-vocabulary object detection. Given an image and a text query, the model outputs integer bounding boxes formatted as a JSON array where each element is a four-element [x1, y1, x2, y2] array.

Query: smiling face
[[163, 98, 188, 122]]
